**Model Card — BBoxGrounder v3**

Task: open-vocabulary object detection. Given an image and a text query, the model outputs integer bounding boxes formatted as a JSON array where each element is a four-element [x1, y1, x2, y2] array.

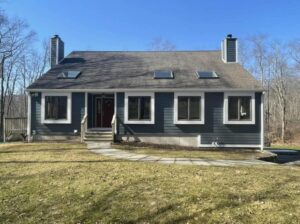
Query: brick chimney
[[221, 34, 238, 63], [50, 35, 64, 68]]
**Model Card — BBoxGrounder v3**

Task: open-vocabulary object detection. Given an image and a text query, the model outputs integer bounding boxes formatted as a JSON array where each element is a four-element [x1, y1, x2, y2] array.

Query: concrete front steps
[[83, 130, 113, 143]]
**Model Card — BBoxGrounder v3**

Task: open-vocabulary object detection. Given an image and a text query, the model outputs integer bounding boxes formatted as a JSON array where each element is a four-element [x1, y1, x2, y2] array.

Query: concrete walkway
[[87, 142, 274, 166]]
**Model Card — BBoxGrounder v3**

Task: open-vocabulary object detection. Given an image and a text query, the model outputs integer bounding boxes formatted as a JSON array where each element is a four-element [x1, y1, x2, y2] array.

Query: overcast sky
[[3, 0, 300, 54]]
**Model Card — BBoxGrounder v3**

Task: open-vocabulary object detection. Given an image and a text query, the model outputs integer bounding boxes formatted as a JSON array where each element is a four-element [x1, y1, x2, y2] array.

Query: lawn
[[271, 144, 300, 150], [0, 143, 299, 223], [113, 144, 271, 160]]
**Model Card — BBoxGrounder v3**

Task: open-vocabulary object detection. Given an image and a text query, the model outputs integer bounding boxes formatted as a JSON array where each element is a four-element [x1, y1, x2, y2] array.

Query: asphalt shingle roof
[[27, 51, 262, 91]]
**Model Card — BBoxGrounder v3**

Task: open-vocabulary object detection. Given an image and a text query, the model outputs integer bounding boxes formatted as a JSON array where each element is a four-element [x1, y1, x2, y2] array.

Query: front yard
[[0, 143, 299, 223]]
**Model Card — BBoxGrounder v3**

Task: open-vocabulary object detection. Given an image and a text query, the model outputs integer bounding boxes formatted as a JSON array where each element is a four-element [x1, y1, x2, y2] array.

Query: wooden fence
[[3, 117, 27, 142]]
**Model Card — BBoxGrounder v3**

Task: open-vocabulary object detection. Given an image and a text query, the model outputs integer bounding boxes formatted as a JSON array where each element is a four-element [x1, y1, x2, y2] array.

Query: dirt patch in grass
[[0, 142, 299, 223], [113, 142, 273, 160]]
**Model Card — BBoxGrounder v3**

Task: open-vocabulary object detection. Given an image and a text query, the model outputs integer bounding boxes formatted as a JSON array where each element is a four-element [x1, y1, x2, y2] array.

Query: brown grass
[[0, 142, 299, 223]]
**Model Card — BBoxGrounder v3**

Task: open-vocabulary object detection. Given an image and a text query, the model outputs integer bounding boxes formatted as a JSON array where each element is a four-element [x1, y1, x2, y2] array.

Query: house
[[26, 34, 264, 149]]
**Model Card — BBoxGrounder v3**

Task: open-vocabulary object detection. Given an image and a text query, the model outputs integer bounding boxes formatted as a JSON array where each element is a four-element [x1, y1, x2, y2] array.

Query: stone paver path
[[87, 142, 275, 166]]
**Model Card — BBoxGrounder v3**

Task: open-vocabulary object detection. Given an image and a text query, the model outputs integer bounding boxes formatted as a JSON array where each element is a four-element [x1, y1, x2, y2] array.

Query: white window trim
[[174, 92, 205, 125], [124, 92, 155, 124], [223, 92, 255, 125], [41, 92, 72, 124]]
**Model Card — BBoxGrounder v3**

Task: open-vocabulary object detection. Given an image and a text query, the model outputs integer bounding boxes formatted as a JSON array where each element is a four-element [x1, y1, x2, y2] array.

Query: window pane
[[57, 97, 67, 119], [228, 97, 239, 120], [45, 96, 67, 120], [189, 97, 201, 120], [178, 97, 188, 120], [140, 97, 151, 120], [128, 97, 139, 120], [45, 96, 54, 119], [240, 97, 251, 120]]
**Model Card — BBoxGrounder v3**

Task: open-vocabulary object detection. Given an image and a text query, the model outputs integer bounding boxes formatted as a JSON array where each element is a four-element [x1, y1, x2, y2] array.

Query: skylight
[[196, 71, 219, 79], [154, 70, 174, 79], [57, 71, 81, 79]]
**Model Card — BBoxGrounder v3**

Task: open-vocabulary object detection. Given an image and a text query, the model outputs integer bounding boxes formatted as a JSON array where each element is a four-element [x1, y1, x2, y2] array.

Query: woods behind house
[[0, 8, 299, 144]]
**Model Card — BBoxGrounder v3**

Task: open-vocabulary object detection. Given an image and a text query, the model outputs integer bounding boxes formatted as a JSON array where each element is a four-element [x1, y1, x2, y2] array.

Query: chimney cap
[[52, 34, 60, 39], [227, 34, 233, 38]]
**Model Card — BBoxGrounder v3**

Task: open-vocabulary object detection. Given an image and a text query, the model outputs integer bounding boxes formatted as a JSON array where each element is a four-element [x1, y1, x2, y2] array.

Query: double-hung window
[[174, 92, 205, 124], [224, 93, 255, 124], [41, 93, 72, 124], [124, 92, 155, 124]]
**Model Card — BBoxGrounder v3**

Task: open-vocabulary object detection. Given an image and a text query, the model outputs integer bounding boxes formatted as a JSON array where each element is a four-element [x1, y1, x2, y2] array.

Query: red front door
[[95, 97, 114, 128]]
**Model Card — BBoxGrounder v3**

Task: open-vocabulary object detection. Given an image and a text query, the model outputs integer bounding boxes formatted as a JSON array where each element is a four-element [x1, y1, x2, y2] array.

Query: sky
[[2, 0, 300, 55]]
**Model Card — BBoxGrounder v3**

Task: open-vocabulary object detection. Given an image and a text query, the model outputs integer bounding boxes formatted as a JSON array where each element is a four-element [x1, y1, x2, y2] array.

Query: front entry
[[95, 95, 114, 128]]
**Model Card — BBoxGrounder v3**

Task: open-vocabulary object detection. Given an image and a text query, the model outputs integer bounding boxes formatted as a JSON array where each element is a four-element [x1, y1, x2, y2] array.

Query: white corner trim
[[27, 93, 32, 142], [260, 92, 265, 150], [223, 92, 255, 125], [174, 92, 205, 125], [41, 92, 72, 124], [124, 92, 155, 124]]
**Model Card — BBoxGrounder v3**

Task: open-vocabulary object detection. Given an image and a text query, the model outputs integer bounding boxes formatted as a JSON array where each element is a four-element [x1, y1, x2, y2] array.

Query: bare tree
[[149, 38, 176, 51], [289, 39, 300, 69], [268, 42, 290, 142], [17, 40, 49, 116], [241, 35, 300, 143], [0, 11, 35, 137]]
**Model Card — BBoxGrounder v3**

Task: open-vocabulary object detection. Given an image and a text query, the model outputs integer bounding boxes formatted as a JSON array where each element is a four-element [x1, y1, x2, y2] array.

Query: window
[[41, 93, 72, 124], [174, 92, 205, 124], [154, 70, 173, 79], [45, 96, 67, 119], [128, 96, 151, 120], [196, 71, 219, 79], [124, 92, 155, 124], [178, 96, 201, 120], [224, 93, 255, 125], [57, 71, 81, 79]]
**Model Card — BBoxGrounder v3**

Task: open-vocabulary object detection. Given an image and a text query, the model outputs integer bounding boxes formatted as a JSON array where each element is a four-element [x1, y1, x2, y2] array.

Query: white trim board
[[26, 88, 264, 93], [174, 92, 205, 125], [198, 144, 261, 148], [260, 92, 265, 150], [41, 92, 72, 124], [124, 92, 155, 124], [27, 93, 32, 142], [223, 92, 256, 125]]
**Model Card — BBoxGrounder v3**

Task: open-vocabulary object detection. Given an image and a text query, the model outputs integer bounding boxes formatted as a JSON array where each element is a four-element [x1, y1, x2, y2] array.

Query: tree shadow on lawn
[[0, 159, 131, 164], [75, 175, 299, 223], [0, 147, 86, 154], [75, 179, 197, 224]]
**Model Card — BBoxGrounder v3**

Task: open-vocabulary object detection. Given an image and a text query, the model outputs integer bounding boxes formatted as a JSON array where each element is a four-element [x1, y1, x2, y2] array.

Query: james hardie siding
[[117, 92, 261, 145]]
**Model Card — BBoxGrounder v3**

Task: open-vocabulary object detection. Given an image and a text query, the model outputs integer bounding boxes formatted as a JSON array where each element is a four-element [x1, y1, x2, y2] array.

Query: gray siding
[[117, 92, 261, 145], [226, 39, 237, 62], [31, 92, 85, 136]]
